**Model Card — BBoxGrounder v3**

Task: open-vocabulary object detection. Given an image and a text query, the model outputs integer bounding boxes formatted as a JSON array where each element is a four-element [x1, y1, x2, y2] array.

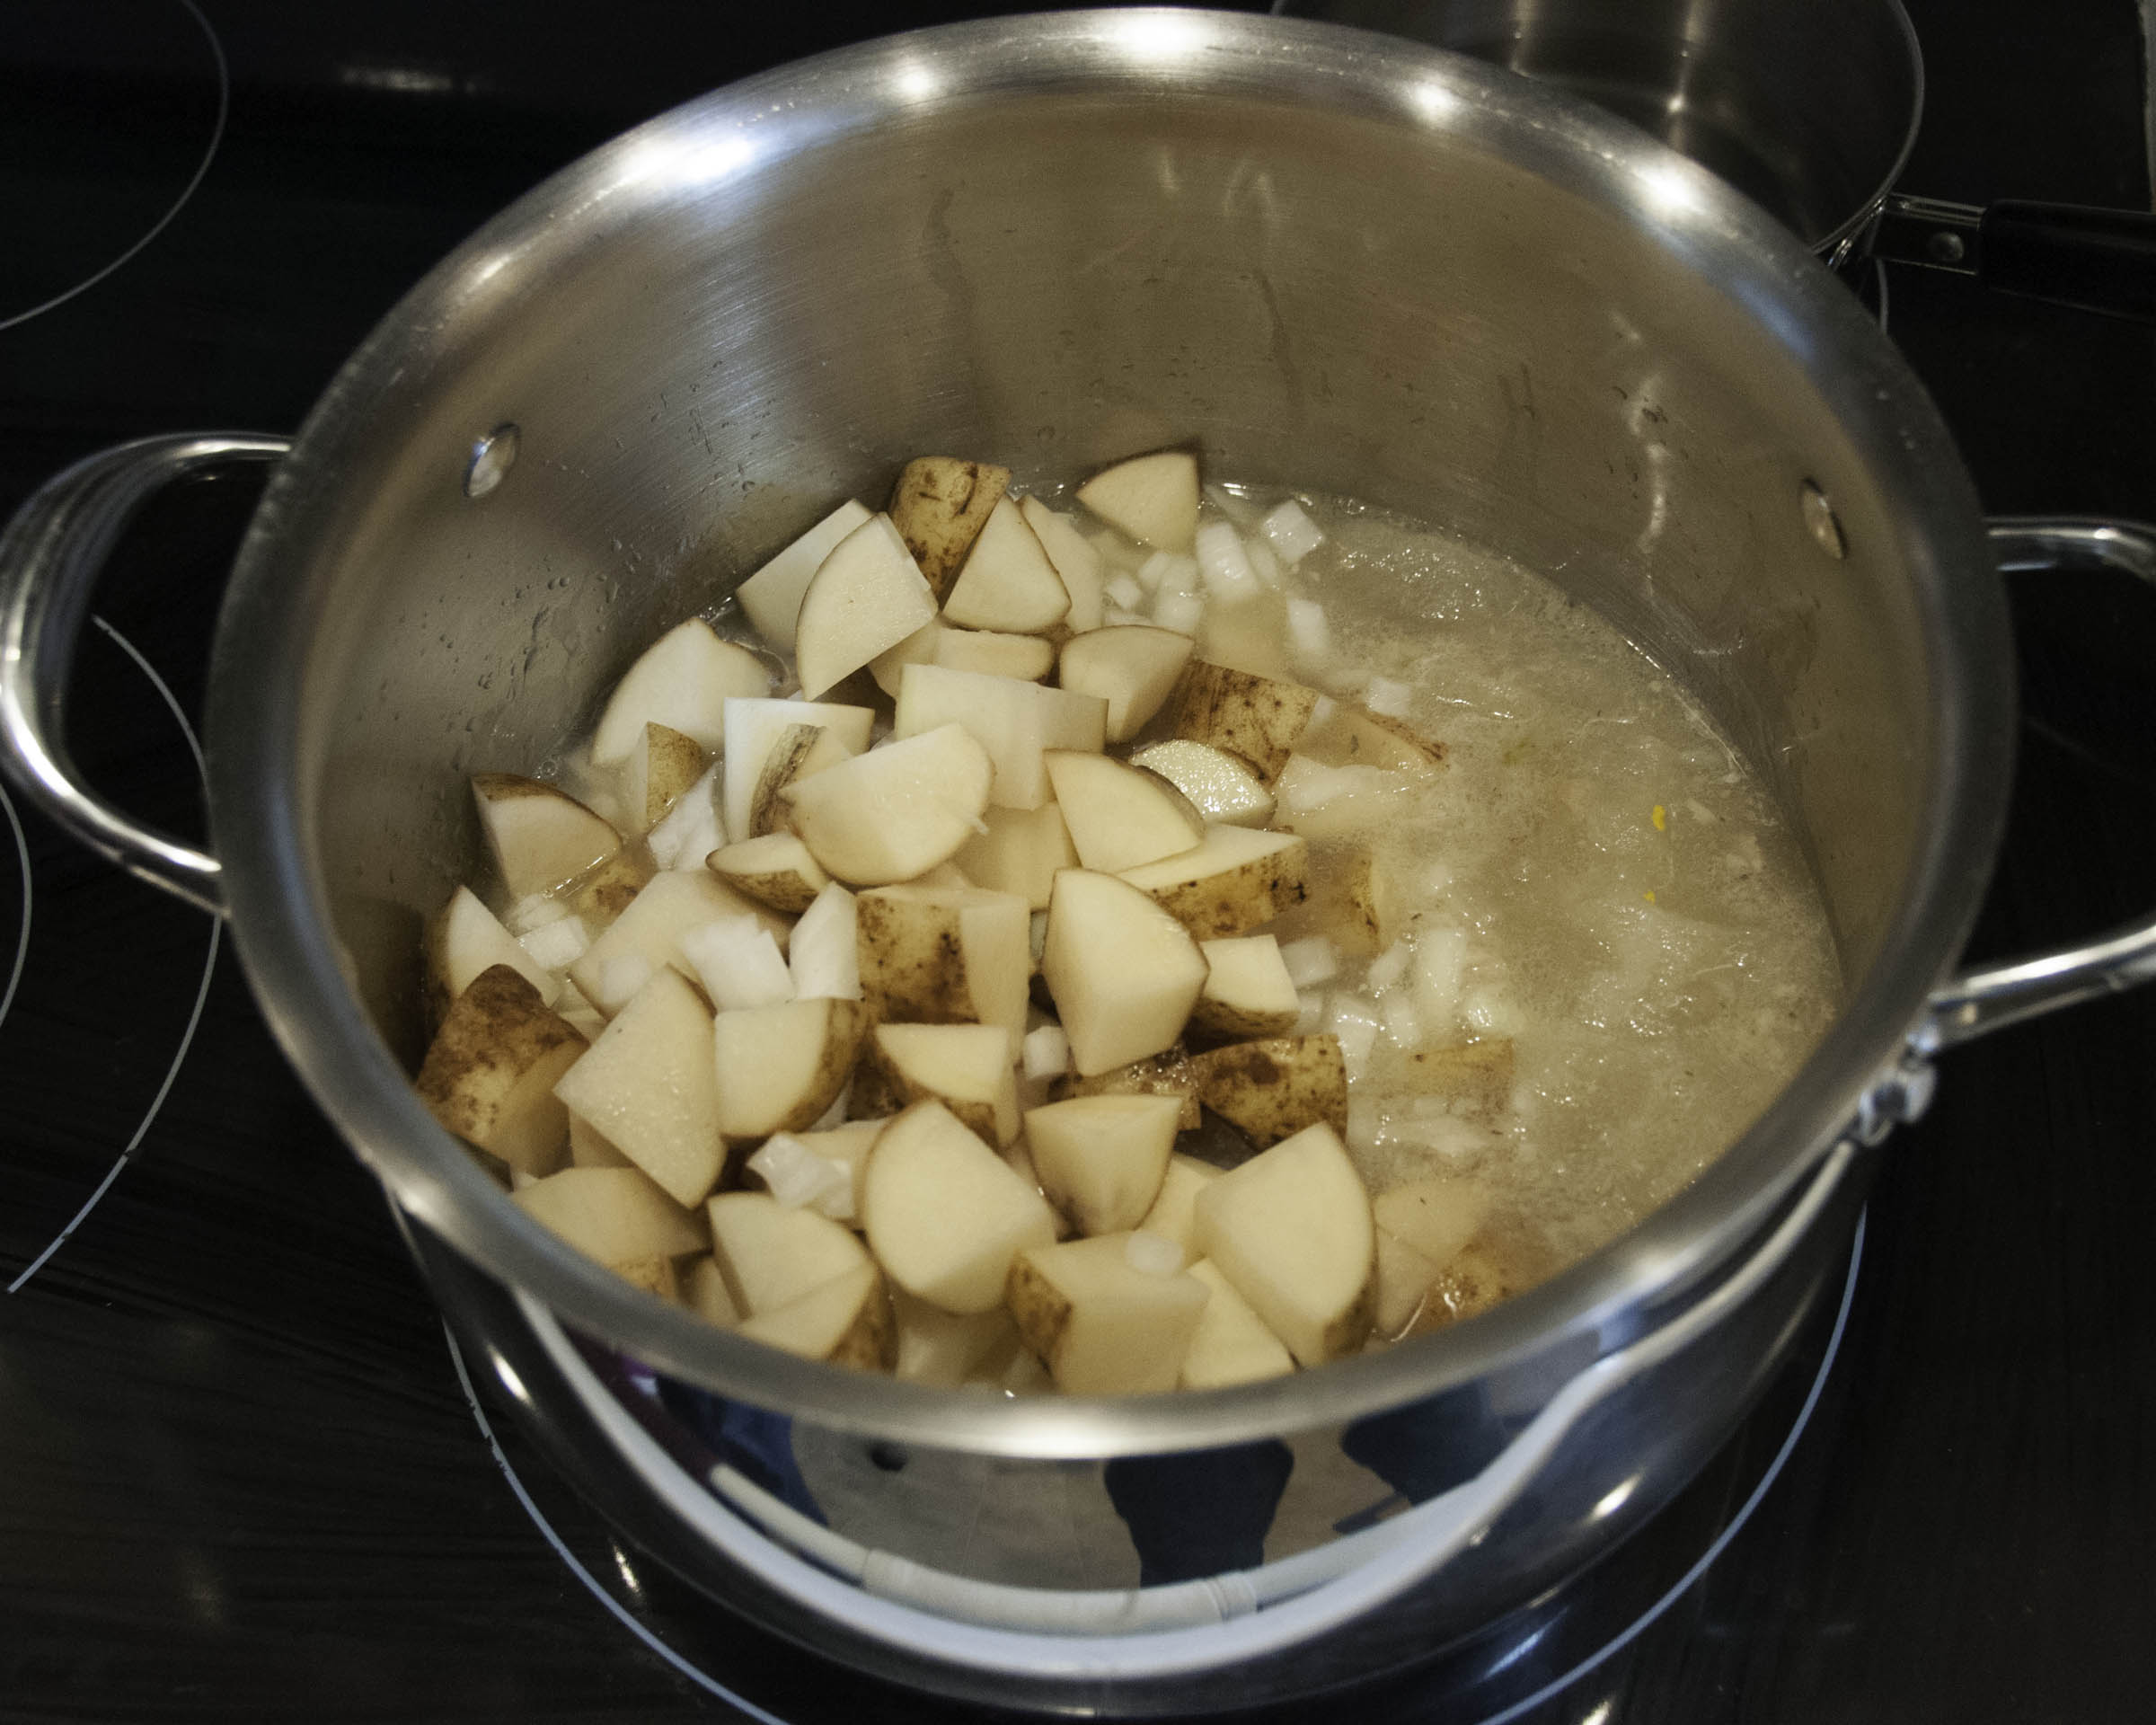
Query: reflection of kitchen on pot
[[4, 7, 2154, 1712]]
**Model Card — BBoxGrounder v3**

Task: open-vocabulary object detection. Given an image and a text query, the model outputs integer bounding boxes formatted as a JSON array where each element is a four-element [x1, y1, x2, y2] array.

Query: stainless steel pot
[[1295, 0, 2156, 320], [4, 9, 2154, 1709]]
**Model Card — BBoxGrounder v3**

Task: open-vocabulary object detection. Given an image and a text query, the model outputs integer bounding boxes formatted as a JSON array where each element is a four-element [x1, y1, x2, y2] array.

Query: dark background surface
[[2, 2, 2153, 1720]]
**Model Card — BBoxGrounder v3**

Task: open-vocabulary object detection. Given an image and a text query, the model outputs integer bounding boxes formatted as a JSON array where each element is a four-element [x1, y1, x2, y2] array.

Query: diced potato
[[1401, 1039, 1515, 1123], [934, 626, 1057, 682], [782, 724, 995, 886], [1371, 1225, 1444, 1339], [568, 871, 790, 1016], [774, 1119, 886, 1225], [1190, 935, 1301, 1039], [1188, 1035, 1348, 1148], [1020, 498, 1106, 632], [952, 802, 1080, 910], [1192, 1122, 1374, 1367], [1162, 662, 1320, 783], [1117, 825, 1310, 940], [623, 723, 711, 835], [707, 1190, 872, 1314], [685, 1253, 742, 1325], [854, 1022, 1021, 1147], [590, 619, 770, 763], [1022, 1093, 1183, 1235], [711, 997, 870, 1140], [789, 881, 861, 1001], [735, 499, 876, 654], [1180, 1259, 1296, 1389], [892, 1287, 1021, 1386], [552, 968, 722, 1207], [1128, 739, 1276, 827], [861, 1100, 1059, 1314], [736, 1261, 895, 1371], [1398, 1241, 1523, 1337], [1040, 869, 1210, 1077], [1005, 1234, 1210, 1394], [1369, 1175, 1491, 1270], [1271, 756, 1418, 839], [1136, 1153, 1224, 1256], [706, 833, 831, 914], [888, 457, 1010, 602], [942, 496, 1071, 634], [514, 1164, 709, 1264], [1056, 626, 1195, 743], [856, 884, 1032, 1037], [893, 663, 1107, 811], [1047, 1046, 1202, 1130], [570, 848, 657, 930], [1298, 701, 1448, 774], [568, 1110, 632, 1169], [747, 724, 857, 839], [426, 885, 557, 1025], [793, 513, 940, 698], [1076, 451, 1200, 553], [472, 774, 621, 898], [720, 696, 878, 842], [1042, 751, 1206, 873], [416, 964, 587, 1173]]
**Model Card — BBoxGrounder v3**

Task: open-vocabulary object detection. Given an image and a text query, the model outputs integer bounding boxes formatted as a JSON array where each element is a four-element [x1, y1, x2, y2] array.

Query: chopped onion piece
[[1153, 590, 1206, 636], [678, 917, 795, 1011], [1021, 1023, 1071, 1081], [747, 1132, 855, 1220], [1260, 499, 1324, 564], [789, 883, 861, 1001], [1326, 994, 1383, 1074], [594, 954, 654, 1015], [1462, 983, 1524, 1037], [1124, 1230, 1186, 1276], [1365, 940, 1412, 995], [1345, 1093, 1382, 1156], [1365, 677, 1413, 719], [1285, 597, 1331, 662], [1309, 693, 1338, 729], [1104, 572, 1146, 612], [1194, 522, 1261, 603], [646, 764, 724, 869], [1245, 539, 1284, 590], [1277, 935, 1340, 989], [518, 915, 590, 972], [1411, 928, 1468, 1028], [1293, 990, 1328, 1037], [1277, 758, 1406, 815], [1382, 992, 1424, 1048]]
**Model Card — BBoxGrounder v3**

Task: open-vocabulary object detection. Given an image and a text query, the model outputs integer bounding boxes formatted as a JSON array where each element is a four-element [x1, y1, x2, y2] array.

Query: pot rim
[[205, 8, 2013, 1456]]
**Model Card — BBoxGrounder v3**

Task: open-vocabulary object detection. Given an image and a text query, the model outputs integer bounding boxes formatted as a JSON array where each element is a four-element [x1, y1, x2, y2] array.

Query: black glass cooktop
[[3, 3, 2153, 1720]]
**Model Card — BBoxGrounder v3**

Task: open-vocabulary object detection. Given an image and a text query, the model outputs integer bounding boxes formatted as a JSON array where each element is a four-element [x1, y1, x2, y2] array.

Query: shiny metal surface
[[0, 2, 2032, 1641], [0, 432, 287, 915], [1292, 0, 1924, 254]]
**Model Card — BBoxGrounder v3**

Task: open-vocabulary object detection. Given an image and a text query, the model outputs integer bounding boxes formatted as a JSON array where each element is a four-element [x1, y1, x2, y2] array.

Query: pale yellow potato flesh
[[1190, 934, 1300, 1039], [1075, 451, 1200, 553], [426, 885, 556, 1024], [1006, 1233, 1211, 1394], [1180, 1259, 1296, 1389], [625, 722, 711, 834], [590, 618, 770, 763], [888, 457, 1010, 602], [1162, 661, 1320, 784], [793, 512, 940, 698], [705, 832, 831, 914], [1040, 869, 1210, 1077], [853, 1022, 1021, 1146], [952, 802, 1080, 911], [707, 1190, 872, 1314], [551, 968, 723, 1208], [861, 1101, 1058, 1314], [1042, 751, 1206, 874], [1116, 824, 1310, 941], [1022, 1093, 1183, 1236], [1128, 739, 1276, 828], [941, 496, 1071, 634], [472, 774, 621, 899], [782, 723, 995, 886], [1057, 625, 1195, 743], [1370, 1175, 1492, 1271], [711, 997, 870, 1140], [736, 499, 874, 653], [415, 964, 587, 1174], [1135, 1153, 1224, 1256], [893, 662, 1107, 811], [514, 1164, 708, 1264], [1020, 497, 1105, 632], [736, 1261, 896, 1371]]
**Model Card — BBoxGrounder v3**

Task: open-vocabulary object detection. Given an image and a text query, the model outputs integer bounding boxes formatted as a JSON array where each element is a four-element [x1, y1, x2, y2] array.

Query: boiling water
[[1208, 492, 1842, 1281]]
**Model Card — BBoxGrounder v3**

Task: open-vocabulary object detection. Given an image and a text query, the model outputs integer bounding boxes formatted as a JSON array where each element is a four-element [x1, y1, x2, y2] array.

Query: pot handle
[[0, 433, 290, 917], [1874, 195, 2156, 323], [1920, 518, 2156, 1051]]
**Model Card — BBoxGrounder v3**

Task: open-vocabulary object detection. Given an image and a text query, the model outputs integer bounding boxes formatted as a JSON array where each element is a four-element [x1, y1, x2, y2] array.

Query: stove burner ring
[[0, 0, 229, 334], [446, 1216, 1866, 1721], [3, 616, 221, 1294]]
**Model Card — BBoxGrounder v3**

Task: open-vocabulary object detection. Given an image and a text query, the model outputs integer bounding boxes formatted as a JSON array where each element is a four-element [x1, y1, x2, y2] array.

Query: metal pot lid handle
[[0, 432, 290, 917], [1921, 518, 2156, 1052], [1872, 196, 2156, 324]]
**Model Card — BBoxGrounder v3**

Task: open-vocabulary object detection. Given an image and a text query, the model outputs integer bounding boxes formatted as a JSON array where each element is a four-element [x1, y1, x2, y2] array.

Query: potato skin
[[1137, 837, 1310, 942], [1164, 662, 1320, 784], [1401, 1038, 1515, 1123], [856, 894, 973, 1025], [414, 964, 587, 1144], [888, 457, 1012, 601], [1048, 1047, 1202, 1130], [1190, 1035, 1348, 1148]]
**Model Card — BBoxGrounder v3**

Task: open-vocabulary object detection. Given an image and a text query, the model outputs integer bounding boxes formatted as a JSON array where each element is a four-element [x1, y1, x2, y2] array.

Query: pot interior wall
[[278, 75, 1933, 1069]]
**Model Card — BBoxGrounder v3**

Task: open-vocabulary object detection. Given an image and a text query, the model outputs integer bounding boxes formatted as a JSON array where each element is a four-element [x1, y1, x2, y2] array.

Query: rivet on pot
[[465, 423, 519, 499], [1801, 481, 1846, 559]]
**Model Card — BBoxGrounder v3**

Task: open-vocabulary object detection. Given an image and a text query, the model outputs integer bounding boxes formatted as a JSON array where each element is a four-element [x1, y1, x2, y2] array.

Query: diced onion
[[1326, 995, 1383, 1073], [1382, 992, 1424, 1048], [1194, 522, 1261, 603], [1153, 591, 1205, 636], [1278, 935, 1340, 989], [1245, 539, 1284, 590], [1260, 499, 1324, 564], [1286, 597, 1331, 662], [1292, 990, 1328, 1037], [747, 1133, 855, 1220], [1365, 940, 1412, 994], [595, 954, 654, 1015], [505, 893, 570, 935], [1104, 573, 1146, 612], [790, 883, 862, 1001], [646, 765, 724, 869], [1411, 928, 1468, 1028], [518, 915, 590, 972], [678, 917, 796, 1011], [1365, 677, 1413, 719]]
